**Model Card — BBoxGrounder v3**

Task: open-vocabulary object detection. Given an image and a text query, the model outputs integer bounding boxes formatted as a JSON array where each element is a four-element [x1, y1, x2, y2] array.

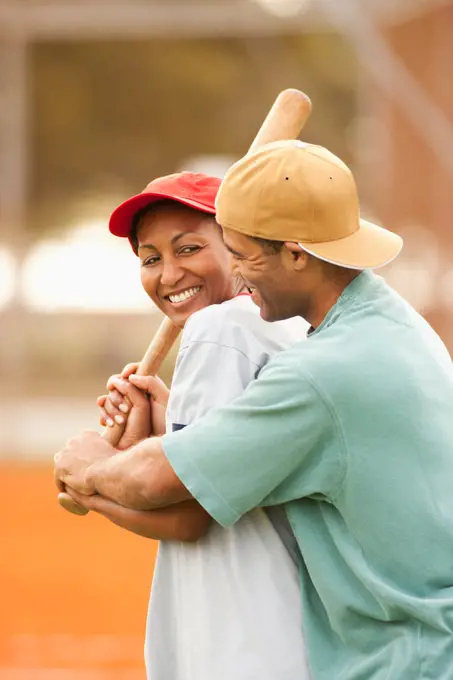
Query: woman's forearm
[[95, 498, 212, 542]]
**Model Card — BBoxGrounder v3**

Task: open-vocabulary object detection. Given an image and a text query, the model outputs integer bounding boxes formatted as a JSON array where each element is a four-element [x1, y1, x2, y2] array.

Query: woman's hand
[[101, 375, 151, 450], [97, 362, 170, 448], [129, 373, 169, 437], [97, 362, 140, 428]]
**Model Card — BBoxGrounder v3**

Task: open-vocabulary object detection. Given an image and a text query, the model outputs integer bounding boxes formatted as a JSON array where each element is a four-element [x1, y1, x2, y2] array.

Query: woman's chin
[[163, 295, 207, 326]]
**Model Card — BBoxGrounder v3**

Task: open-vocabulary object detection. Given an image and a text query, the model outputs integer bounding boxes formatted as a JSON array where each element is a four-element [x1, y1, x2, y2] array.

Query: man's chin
[[249, 290, 281, 323], [250, 289, 261, 308], [259, 302, 288, 324], [258, 303, 274, 323]]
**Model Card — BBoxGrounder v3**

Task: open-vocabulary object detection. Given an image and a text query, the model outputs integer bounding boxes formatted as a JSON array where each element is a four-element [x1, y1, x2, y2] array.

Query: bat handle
[[58, 492, 90, 515], [58, 317, 181, 516]]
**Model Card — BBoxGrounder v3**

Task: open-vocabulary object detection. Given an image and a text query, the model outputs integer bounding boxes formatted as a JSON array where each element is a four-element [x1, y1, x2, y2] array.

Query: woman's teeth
[[168, 287, 201, 304]]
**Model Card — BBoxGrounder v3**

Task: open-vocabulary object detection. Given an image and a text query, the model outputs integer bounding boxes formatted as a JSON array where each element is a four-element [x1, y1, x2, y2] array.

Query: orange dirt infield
[[0, 462, 158, 678]]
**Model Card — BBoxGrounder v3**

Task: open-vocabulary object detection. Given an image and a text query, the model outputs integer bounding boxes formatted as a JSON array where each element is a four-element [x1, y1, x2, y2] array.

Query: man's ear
[[283, 242, 309, 271]]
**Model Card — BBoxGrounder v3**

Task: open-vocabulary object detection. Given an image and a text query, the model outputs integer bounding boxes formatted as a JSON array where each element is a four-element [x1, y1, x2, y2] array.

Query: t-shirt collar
[[309, 270, 377, 337]]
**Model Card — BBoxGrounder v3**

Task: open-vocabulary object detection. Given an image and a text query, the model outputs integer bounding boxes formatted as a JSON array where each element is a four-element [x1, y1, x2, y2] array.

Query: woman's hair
[[129, 203, 157, 254]]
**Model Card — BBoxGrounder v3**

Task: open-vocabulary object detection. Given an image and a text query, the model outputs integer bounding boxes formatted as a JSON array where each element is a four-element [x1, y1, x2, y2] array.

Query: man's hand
[[54, 430, 116, 495], [64, 487, 102, 512]]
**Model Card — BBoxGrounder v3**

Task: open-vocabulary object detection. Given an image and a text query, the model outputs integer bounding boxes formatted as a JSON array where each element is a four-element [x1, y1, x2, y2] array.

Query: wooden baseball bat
[[247, 88, 312, 152], [58, 88, 312, 516]]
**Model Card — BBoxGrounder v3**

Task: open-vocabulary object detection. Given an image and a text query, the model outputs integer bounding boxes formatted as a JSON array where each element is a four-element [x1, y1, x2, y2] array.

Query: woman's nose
[[160, 263, 185, 287]]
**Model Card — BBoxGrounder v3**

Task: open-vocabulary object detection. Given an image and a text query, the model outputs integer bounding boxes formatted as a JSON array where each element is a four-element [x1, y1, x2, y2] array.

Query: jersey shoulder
[[181, 295, 254, 341], [182, 295, 307, 355]]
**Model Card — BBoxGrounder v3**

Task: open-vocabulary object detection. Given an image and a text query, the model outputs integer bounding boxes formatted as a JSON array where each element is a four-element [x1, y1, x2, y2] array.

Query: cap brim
[[109, 191, 216, 237], [298, 219, 403, 270]]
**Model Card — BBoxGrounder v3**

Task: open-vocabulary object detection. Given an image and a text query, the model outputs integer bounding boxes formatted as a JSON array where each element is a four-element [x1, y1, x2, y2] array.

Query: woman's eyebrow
[[138, 231, 200, 251], [170, 231, 199, 245]]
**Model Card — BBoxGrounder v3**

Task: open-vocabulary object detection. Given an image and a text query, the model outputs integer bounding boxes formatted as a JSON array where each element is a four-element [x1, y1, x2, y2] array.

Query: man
[[56, 140, 453, 679]]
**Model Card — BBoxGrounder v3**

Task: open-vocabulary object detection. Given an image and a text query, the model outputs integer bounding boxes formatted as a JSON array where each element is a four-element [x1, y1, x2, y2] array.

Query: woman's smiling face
[[137, 202, 235, 327]]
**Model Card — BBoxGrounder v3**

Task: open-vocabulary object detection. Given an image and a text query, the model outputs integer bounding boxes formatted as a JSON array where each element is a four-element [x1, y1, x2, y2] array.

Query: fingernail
[[115, 415, 125, 425], [119, 403, 129, 413], [107, 418, 114, 427]]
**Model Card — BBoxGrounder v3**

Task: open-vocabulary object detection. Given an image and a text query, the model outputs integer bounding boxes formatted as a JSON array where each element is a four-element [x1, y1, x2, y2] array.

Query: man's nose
[[160, 262, 185, 287]]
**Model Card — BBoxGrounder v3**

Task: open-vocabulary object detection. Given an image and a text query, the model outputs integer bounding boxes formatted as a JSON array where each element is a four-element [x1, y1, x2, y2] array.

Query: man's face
[[222, 227, 302, 322]]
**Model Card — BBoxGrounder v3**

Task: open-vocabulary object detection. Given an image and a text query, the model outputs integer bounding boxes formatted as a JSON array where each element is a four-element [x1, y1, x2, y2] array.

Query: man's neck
[[308, 270, 361, 329]]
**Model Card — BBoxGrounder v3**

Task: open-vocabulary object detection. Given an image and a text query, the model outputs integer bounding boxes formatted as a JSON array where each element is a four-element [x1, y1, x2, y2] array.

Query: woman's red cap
[[109, 171, 221, 238]]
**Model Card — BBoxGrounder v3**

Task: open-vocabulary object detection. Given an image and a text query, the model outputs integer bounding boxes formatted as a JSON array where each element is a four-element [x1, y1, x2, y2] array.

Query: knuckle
[[110, 392, 122, 407], [106, 373, 120, 389], [104, 402, 117, 417]]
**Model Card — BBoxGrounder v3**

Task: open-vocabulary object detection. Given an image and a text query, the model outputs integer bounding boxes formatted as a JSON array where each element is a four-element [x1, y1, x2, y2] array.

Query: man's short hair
[[251, 236, 284, 254]]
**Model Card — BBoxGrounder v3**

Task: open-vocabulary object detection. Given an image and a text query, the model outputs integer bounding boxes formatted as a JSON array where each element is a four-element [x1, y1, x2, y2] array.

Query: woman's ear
[[283, 242, 309, 270]]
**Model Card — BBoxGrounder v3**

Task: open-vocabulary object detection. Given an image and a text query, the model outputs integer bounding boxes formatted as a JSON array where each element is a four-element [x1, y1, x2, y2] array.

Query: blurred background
[[1, 0, 452, 677]]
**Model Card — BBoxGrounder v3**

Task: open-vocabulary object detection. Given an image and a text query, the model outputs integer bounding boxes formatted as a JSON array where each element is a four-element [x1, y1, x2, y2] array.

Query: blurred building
[[0, 1, 451, 430], [0, 1, 453, 677]]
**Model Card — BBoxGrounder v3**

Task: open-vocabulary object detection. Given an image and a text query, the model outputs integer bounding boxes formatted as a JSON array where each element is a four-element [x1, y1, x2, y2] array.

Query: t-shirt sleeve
[[167, 302, 265, 429], [169, 339, 261, 427], [162, 353, 346, 526]]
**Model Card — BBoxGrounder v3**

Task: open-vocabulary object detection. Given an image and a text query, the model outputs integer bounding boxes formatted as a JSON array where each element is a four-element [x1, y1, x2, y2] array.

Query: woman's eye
[[179, 245, 201, 256], [141, 255, 160, 267]]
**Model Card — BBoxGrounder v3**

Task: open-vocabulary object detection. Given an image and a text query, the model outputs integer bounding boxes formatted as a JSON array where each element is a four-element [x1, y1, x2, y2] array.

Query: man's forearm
[[86, 436, 191, 510]]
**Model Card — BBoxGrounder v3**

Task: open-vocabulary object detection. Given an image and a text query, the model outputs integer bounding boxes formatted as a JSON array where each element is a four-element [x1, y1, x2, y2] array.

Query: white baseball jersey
[[145, 294, 311, 680]]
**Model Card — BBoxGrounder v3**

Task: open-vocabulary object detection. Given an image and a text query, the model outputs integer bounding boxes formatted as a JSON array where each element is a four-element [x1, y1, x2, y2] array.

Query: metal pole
[[0, 36, 29, 455]]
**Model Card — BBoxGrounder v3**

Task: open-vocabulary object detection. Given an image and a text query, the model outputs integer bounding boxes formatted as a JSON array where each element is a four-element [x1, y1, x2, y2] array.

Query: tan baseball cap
[[215, 140, 403, 270]]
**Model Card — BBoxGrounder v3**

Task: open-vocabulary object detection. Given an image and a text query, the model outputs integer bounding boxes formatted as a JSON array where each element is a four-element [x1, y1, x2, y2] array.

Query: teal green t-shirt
[[162, 271, 453, 680]]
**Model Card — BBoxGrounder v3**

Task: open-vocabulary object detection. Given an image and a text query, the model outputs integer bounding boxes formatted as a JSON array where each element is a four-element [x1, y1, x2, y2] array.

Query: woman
[[80, 171, 311, 680]]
